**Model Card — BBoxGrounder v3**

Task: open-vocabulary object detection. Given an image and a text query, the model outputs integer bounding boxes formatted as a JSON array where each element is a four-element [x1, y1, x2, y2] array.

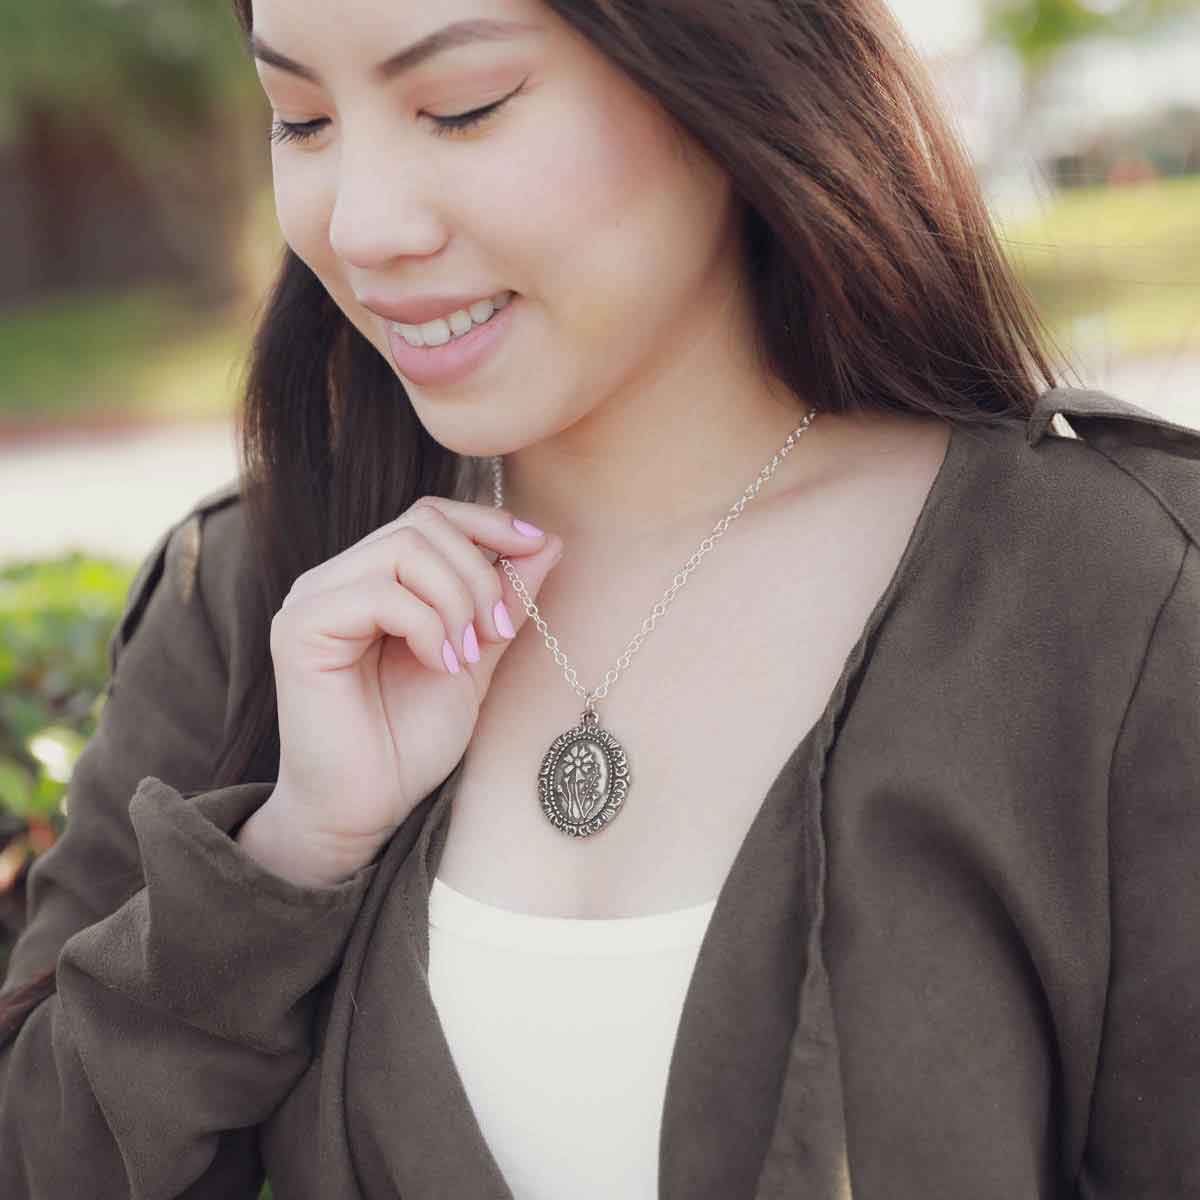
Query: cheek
[[272, 160, 334, 267], [514, 92, 707, 343], [271, 163, 371, 342]]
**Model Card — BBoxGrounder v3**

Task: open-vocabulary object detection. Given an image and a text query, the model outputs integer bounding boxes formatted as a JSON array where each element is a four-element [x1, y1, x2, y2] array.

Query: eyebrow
[[249, 18, 539, 85]]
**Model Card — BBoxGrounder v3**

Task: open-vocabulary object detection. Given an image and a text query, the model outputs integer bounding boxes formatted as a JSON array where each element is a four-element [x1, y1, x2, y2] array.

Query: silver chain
[[486, 407, 818, 715]]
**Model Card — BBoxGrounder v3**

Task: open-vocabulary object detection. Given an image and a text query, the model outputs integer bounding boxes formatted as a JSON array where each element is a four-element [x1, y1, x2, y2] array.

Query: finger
[[356, 495, 548, 562], [295, 502, 550, 647], [272, 572, 453, 678], [284, 525, 478, 666], [376, 504, 511, 645]]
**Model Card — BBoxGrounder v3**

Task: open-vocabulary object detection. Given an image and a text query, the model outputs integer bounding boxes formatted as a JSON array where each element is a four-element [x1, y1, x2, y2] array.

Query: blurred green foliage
[[0, 0, 258, 152], [986, 0, 1196, 70], [0, 552, 134, 810], [0, 553, 134, 974]]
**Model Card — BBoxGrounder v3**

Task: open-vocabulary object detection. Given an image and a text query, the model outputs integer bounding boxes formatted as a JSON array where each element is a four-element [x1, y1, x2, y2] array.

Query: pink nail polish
[[512, 518, 544, 538], [463, 622, 480, 663], [442, 639, 461, 674], [494, 599, 516, 639]]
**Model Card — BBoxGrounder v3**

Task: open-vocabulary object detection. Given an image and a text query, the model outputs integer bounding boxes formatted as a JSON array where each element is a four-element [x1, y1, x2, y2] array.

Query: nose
[[327, 131, 445, 268]]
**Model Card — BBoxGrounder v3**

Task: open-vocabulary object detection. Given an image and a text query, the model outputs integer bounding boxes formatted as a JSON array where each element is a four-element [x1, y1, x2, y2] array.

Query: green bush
[[0, 553, 134, 976], [0, 549, 276, 1196]]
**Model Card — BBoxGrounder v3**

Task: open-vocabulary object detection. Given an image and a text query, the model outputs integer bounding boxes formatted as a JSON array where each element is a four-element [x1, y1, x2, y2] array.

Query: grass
[[0, 283, 249, 427], [998, 173, 1200, 361]]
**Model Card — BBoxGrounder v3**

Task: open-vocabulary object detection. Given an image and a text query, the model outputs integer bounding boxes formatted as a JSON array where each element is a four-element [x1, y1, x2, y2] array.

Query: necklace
[[487, 407, 818, 837]]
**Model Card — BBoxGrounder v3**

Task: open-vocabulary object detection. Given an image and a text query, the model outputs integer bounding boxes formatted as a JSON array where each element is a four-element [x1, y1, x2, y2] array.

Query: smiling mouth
[[387, 290, 516, 348]]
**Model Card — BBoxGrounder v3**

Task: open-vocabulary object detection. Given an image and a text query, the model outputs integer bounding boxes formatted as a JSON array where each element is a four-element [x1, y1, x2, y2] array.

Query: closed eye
[[269, 117, 328, 146], [268, 80, 525, 147], [426, 91, 516, 138]]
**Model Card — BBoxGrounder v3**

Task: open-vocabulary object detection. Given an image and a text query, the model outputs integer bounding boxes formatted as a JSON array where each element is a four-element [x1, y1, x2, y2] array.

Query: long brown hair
[[1, 0, 1068, 1042]]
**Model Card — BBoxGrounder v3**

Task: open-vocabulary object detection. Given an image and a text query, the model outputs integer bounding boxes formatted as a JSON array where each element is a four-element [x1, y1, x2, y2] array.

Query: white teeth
[[467, 297, 496, 323], [390, 290, 514, 348], [419, 320, 452, 347]]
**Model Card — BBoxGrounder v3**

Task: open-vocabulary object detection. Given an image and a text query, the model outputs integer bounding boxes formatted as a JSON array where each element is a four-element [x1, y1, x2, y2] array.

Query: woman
[[1, 0, 1197, 1196]]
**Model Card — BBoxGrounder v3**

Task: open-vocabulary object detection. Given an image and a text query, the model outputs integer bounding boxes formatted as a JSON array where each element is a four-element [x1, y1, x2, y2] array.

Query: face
[[251, 0, 749, 458]]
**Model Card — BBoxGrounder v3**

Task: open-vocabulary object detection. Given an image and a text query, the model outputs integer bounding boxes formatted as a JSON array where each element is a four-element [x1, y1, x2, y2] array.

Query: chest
[[436, 422, 950, 918]]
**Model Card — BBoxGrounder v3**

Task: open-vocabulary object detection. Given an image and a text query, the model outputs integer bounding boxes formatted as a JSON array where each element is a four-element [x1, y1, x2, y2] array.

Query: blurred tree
[[0, 0, 268, 305], [982, 0, 1197, 185], [0, 0, 252, 133], [986, 0, 1194, 71]]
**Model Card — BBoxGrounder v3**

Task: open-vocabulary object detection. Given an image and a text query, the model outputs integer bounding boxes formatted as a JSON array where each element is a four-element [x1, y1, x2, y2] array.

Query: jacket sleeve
[[0, 504, 380, 1199], [1076, 537, 1200, 1197]]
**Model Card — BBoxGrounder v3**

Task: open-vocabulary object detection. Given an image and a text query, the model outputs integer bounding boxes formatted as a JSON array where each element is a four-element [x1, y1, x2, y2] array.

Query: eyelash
[[268, 90, 517, 147]]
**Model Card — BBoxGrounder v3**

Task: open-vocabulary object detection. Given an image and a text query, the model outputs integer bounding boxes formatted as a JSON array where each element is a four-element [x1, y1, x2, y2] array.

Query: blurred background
[[0, 1, 1198, 964]]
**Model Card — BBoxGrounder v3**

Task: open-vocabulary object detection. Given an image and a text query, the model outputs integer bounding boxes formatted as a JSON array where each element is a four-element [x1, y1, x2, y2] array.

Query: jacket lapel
[[658, 724, 850, 1199], [342, 755, 514, 1198]]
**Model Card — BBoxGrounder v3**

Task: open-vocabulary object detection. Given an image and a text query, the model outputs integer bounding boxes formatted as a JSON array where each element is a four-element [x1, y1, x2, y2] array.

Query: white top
[[427, 875, 718, 1200]]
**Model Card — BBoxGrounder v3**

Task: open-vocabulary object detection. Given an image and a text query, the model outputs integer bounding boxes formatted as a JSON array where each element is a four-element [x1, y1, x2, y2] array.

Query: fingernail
[[442, 639, 461, 674], [512, 518, 544, 538], [462, 621, 480, 663], [494, 599, 516, 639]]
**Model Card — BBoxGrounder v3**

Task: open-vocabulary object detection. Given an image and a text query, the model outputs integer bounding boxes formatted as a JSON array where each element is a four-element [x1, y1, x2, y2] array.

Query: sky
[[885, 0, 986, 58]]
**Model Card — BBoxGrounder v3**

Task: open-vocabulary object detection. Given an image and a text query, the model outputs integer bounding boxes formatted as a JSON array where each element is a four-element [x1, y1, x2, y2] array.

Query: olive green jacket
[[1, 386, 1198, 1198]]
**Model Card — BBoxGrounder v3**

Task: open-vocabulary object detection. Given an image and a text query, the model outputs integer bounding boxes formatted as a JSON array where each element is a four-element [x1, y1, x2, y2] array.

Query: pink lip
[[385, 296, 518, 388]]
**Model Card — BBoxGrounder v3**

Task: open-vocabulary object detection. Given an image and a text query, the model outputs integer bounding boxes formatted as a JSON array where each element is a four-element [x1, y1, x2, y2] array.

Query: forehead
[[249, 0, 547, 64]]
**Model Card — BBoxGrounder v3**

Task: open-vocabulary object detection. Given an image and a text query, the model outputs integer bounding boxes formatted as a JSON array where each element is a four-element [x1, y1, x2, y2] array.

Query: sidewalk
[[1, 355, 1196, 567], [0, 419, 240, 564]]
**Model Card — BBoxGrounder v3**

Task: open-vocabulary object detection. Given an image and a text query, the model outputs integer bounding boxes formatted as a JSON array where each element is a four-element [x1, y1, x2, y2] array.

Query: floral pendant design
[[538, 708, 631, 837]]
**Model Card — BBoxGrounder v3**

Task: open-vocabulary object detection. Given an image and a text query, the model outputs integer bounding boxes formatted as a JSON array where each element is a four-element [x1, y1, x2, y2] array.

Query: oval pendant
[[538, 709, 631, 837]]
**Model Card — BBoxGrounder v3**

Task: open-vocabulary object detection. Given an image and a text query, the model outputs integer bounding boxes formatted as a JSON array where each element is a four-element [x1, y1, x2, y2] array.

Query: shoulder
[[1025, 386, 1198, 624], [1024, 385, 1200, 551], [936, 387, 1199, 688], [108, 478, 248, 675], [957, 387, 1200, 604]]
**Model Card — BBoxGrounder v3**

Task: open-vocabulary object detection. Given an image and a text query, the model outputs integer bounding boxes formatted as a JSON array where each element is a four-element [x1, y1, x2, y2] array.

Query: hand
[[261, 497, 563, 873]]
